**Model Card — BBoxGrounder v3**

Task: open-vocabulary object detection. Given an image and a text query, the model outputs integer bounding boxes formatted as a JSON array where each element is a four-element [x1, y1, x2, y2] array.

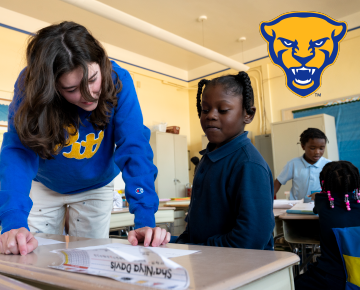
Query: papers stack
[[273, 199, 304, 209], [286, 202, 316, 215]]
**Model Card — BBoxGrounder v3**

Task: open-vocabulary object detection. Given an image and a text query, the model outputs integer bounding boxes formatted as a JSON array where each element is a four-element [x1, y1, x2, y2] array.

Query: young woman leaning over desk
[[0, 21, 169, 256]]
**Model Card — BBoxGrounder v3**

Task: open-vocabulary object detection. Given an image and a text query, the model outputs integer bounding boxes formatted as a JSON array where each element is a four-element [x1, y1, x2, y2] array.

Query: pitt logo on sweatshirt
[[61, 125, 104, 159]]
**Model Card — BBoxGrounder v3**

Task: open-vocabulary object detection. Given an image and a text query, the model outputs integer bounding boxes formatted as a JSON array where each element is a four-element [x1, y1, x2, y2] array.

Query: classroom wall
[[0, 26, 27, 100]]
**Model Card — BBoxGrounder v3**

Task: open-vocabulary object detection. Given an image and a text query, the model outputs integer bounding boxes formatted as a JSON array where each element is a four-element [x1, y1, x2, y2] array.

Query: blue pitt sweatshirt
[[0, 61, 159, 233], [176, 132, 274, 249]]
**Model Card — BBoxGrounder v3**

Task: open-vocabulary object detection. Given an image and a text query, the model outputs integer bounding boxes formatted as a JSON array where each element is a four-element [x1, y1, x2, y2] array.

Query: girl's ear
[[244, 106, 256, 124], [301, 143, 305, 150]]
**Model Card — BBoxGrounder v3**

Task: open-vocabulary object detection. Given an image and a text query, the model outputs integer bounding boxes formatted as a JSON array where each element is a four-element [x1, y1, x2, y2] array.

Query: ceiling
[[1, 0, 360, 71]]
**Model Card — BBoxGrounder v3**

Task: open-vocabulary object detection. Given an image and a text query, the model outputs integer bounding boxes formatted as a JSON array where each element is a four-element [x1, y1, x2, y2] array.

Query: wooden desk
[[0, 273, 41, 289], [164, 203, 189, 208], [110, 207, 175, 230], [0, 233, 299, 290], [163, 202, 190, 210], [279, 213, 319, 220]]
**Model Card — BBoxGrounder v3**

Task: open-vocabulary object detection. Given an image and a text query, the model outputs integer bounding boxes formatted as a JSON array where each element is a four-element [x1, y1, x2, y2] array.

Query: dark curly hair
[[196, 71, 255, 118], [15, 21, 121, 159], [300, 128, 328, 146], [320, 161, 360, 197]]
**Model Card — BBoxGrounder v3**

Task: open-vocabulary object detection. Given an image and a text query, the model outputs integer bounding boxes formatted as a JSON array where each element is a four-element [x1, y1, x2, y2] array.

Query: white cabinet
[[271, 114, 339, 199], [150, 132, 189, 198]]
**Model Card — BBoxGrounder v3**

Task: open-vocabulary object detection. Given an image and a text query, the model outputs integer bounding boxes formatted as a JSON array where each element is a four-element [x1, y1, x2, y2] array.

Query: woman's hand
[[128, 227, 171, 247], [0, 228, 38, 255]]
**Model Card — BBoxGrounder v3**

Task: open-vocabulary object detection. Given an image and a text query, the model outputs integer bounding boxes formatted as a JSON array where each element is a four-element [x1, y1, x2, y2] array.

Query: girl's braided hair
[[320, 161, 360, 197], [196, 71, 255, 118]]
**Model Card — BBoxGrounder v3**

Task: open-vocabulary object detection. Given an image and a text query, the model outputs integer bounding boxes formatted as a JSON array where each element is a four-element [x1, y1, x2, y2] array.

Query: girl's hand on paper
[[128, 227, 171, 247], [308, 192, 320, 201], [0, 227, 38, 255]]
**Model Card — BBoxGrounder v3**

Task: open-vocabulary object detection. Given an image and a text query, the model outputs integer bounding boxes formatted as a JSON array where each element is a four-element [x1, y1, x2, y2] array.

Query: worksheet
[[76, 243, 199, 259], [50, 246, 191, 289], [286, 202, 315, 214], [36, 237, 65, 246]]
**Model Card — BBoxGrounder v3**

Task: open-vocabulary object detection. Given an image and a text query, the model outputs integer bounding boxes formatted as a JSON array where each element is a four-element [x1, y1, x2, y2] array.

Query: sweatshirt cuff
[[0, 210, 30, 234], [133, 206, 156, 229]]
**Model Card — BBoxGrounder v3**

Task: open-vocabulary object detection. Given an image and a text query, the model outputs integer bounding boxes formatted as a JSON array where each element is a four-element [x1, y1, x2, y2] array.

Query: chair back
[[333, 226, 360, 290]]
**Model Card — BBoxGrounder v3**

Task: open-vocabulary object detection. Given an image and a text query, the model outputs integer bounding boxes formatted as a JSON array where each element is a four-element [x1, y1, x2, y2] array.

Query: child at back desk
[[295, 161, 360, 290], [176, 72, 274, 249], [274, 128, 331, 201]]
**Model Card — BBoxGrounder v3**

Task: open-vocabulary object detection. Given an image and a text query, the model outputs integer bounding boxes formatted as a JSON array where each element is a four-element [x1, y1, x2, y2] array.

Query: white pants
[[28, 181, 114, 238]]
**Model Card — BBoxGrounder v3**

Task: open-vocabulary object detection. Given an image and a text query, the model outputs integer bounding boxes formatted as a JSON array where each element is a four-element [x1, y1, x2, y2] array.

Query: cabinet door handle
[[174, 178, 180, 184]]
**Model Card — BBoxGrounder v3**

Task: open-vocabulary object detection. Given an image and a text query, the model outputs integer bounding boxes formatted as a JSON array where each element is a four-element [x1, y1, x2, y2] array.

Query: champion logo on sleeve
[[135, 188, 144, 194]]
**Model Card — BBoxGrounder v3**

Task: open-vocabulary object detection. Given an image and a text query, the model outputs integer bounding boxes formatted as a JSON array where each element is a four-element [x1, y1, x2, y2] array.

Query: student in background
[[295, 161, 360, 290], [176, 72, 274, 249], [0, 21, 169, 256], [274, 128, 331, 200]]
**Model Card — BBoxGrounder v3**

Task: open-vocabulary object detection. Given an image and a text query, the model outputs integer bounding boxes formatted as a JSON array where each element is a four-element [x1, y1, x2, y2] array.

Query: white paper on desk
[[289, 202, 315, 212], [35, 237, 65, 246], [76, 243, 199, 259], [273, 199, 304, 209], [50, 246, 190, 289]]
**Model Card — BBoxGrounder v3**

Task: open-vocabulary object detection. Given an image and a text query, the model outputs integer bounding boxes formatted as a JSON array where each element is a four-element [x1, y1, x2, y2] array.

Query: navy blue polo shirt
[[176, 132, 274, 249]]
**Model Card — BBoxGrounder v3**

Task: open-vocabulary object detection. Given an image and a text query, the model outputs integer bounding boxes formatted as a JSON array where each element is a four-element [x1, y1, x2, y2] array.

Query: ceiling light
[[197, 15, 207, 22]]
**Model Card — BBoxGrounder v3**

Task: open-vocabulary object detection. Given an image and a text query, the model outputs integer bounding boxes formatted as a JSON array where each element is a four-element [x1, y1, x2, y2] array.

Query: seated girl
[[175, 72, 274, 249], [295, 161, 360, 290]]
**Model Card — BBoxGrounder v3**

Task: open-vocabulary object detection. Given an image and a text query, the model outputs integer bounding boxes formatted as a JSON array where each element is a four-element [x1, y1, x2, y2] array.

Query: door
[[174, 135, 189, 197]]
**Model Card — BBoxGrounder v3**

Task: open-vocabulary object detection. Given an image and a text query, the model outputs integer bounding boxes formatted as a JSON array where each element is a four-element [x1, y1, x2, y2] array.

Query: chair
[[282, 218, 320, 276], [333, 226, 360, 290]]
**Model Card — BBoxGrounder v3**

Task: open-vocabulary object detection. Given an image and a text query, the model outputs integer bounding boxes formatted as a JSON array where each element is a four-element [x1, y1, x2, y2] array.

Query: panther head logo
[[260, 12, 347, 98]]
